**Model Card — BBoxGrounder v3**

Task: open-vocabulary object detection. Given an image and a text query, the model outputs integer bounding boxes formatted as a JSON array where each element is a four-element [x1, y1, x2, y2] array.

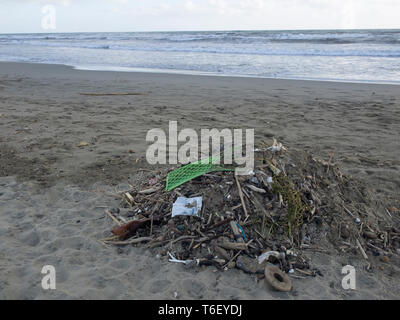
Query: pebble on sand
[[380, 256, 390, 263], [77, 141, 89, 147]]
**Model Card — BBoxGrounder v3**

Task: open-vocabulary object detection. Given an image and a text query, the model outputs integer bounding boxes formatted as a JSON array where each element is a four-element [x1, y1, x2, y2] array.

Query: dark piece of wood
[[219, 241, 248, 251], [112, 218, 151, 240], [203, 217, 233, 231]]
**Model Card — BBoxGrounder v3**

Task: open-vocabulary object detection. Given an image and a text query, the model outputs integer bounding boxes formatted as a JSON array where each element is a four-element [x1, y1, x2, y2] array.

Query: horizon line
[[1, 27, 400, 35]]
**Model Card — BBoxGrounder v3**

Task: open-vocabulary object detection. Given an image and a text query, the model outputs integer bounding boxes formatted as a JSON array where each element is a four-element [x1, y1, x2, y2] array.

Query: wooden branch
[[343, 206, 355, 218], [105, 209, 121, 226], [150, 215, 154, 236], [246, 184, 266, 194], [219, 241, 248, 251], [171, 235, 197, 244], [326, 151, 334, 173], [103, 237, 152, 245], [356, 239, 368, 260], [139, 187, 159, 194], [204, 217, 233, 231], [221, 240, 253, 268], [235, 176, 249, 219], [223, 250, 243, 268], [124, 192, 134, 204]]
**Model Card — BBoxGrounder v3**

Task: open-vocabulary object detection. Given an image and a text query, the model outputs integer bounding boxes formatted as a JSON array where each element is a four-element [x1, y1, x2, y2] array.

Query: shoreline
[[2, 60, 400, 86], [74, 64, 400, 86]]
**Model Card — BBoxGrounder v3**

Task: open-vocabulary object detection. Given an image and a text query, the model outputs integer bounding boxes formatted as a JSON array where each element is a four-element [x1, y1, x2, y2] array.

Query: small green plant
[[272, 174, 308, 242]]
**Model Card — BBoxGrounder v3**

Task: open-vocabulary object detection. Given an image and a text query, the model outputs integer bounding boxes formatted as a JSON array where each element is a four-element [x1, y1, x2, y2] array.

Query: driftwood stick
[[124, 192, 134, 205], [223, 250, 243, 268], [139, 187, 160, 194], [146, 240, 170, 249], [192, 234, 222, 250], [222, 239, 254, 268], [189, 238, 195, 251], [207, 212, 213, 225], [246, 184, 266, 194], [103, 237, 153, 245], [204, 217, 233, 231], [171, 235, 197, 244], [100, 235, 120, 242], [235, 176, 249, 220], [294, 268, 313, 276], [326, 151, 334, 173], [343, 206, 355, 218], [219, 241, 248, 251], [192, 240, 206, 250], [366, 242, 391, 255], [356, 239, 368, 260], [105, 209, 122, 226], [150, 215, 154, 236]]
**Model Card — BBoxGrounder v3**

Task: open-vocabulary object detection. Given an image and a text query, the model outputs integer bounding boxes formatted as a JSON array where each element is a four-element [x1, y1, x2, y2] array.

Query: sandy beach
[[0, 61, 399, 299]]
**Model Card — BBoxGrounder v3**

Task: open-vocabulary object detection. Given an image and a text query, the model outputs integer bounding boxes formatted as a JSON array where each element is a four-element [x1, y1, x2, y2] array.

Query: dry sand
[[0, 62, 399, 299]]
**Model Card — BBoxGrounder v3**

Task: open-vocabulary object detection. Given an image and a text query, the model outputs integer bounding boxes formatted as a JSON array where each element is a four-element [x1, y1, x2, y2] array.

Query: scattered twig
[[356, 239, 368, 260], [235, 176, 249, 220], [326, 151, 334, 173], [105, 209, 122, 226], [103, 237, 153, 245]]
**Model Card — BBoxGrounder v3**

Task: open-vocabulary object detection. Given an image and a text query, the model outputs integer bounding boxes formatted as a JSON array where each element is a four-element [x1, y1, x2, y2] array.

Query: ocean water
[[1, 29, 400, 84]]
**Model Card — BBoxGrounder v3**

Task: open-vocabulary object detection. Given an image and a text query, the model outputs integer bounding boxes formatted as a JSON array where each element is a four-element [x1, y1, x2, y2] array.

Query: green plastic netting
[[166, 156, 233, 191]]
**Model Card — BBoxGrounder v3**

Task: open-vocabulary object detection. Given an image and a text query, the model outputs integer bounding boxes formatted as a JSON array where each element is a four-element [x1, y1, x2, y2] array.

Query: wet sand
[[0, 62, 399, 299]]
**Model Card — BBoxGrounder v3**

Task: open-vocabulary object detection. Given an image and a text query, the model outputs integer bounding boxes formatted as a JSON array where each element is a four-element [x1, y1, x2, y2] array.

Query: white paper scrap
[[172, 197, 202, 217]]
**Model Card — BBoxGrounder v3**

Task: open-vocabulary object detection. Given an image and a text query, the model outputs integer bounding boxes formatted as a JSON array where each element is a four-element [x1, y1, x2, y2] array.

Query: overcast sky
[[1, 0, 399, 33]]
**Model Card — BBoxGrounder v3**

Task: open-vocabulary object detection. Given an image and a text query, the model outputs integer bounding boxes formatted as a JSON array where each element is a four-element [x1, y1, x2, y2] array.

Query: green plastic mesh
[[166, 157, 233, 191]]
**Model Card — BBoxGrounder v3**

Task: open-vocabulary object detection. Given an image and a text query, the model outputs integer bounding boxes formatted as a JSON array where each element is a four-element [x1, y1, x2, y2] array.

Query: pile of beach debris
[[100, 140, 400, 291]]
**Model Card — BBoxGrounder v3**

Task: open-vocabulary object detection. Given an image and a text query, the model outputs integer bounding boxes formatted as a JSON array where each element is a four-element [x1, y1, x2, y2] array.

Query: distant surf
[[1, 29, 400, 83]]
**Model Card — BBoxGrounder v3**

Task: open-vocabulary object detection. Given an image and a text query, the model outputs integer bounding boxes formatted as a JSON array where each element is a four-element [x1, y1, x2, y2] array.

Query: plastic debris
[[168, 252, 195, 266], [100, 141, 397, 293], [171, 197, 202, 217], [236, 223, 247, 241], [267, 138, 287, 153], [258, 251, 285, 264], [166, 155, 233, 191], [149, 177, 158, 185]]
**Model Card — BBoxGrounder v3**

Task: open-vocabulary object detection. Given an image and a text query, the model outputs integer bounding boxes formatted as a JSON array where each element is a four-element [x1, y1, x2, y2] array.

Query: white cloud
[[0, 0, 399, 33]]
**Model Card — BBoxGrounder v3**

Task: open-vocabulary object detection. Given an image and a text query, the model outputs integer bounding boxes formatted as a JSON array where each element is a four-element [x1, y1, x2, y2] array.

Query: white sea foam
[[1, 30, 399, 83]]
